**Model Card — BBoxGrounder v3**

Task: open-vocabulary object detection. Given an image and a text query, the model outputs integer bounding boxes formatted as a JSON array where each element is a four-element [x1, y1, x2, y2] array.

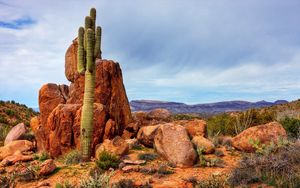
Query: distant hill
[[130, 99, 289, 114], [0, 100, 38, 127]]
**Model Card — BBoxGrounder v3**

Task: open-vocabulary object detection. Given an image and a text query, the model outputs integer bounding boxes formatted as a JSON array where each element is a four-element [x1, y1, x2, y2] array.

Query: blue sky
[[0, 0, 300, 107]]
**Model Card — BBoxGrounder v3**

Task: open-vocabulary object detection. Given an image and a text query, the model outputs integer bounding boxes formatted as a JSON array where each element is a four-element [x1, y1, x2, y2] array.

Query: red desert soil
[[13, 147, 241, 188]]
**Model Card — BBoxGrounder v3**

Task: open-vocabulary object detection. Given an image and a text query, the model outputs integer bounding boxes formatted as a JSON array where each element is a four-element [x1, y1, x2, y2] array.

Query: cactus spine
[[78, 8, 102, 160]]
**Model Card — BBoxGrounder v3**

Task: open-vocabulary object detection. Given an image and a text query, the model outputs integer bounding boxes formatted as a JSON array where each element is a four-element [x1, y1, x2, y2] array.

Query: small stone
[[123, 159, 146, 165], [39, 159, 56, 176]]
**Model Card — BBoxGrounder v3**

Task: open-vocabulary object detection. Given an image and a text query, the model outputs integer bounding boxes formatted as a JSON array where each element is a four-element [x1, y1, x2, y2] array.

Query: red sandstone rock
[[176, 119, 207, 138], [232, 121, 287, 152], [39, 159, 56, 176], [38, 83, 69, 127]]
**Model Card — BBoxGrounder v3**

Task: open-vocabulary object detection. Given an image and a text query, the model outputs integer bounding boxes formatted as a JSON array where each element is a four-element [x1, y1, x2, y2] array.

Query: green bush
[[96, 151, 120, 170], [63, 150, 82, 165], [172, 114, 201, 120], [280, 117, 300, 139], [207, 113, 236, 136], [5, 109, 16, 117]]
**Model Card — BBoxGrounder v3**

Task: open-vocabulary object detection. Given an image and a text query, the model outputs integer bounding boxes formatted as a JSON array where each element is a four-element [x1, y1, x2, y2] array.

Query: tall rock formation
[[33, 39, 132, 157]]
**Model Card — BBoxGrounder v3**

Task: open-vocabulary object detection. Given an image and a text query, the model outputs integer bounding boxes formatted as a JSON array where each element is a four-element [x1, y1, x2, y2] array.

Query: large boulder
[[192, 136, 215, 154], [154, 123, 197, 167], [95, 136, 129, 158], [147, 108, 171, 121], [4, 123, 28, 145], [176, 119, 207, 138], [38, 83, 69, 127], [137, 125, 160, 147], [232, 122, 287, 152], [0, 140, 34, 160]]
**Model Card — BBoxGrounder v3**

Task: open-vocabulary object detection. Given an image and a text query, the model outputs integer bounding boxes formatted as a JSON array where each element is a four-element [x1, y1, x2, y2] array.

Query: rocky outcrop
[[1, 154, 33, 166], [0, 140, 34, 160], [4, 123, 28, 145], [30, 116, 40, 134], [67, 59, 132, 127], [232, 122, 287, 152], [38, 83, 69, 127], [154, 123, 197, 167], [65, 39, 78, 82], [34, 40, 132, 157], [192, 136, 215, 154], [176, 119, 207, 138], [95, 136, 129, 158], [137, 125, 160, 147]]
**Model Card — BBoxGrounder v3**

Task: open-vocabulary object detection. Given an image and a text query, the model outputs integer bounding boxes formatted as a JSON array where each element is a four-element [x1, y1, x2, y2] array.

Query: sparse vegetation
[[0, 124, 10, 144], [138, 153, 158, 161], [79, 172, 112, 188], [228, 143, 300, 187], [172, 113, 202, 120], [96, 151, 120, 170], [112, 179, 134, 188], [194, 175, 226, 188], [63, 150, 82, 165], [157, 164, 174, 175]]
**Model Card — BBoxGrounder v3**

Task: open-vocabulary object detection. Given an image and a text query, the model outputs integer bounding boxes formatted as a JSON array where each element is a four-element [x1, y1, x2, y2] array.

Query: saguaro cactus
[[77, 8, 102, 160]]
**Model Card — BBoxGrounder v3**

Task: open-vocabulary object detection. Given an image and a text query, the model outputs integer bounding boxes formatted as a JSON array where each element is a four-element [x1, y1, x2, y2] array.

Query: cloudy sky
[[0, 0, 300, 107]]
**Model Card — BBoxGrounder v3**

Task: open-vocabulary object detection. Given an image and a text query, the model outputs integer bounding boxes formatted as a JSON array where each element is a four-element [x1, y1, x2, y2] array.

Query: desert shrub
[[138, 153, 158, 161], [131, 144, 145, 150], [5, 109, 16, 116], [228, 143, 300, 187], [207, 114, 236, 136], [157, 164, 174, 175], [55, 181, 75, 188], [33, 151, 50, 161], [79, 172, 112, 188], [280, 117, 300, 139], [0, 115, 8, 124], [195, 175, 226, 188], [96, 151, 120, 170], [196, 148, 224, 167], [112, 179, 134, 188], [0, 124, 10, 142], [233, 110, 253, 135], [0, 176, 13, 188], [172, 113, 201, 120], [64, 150, 82, 165]]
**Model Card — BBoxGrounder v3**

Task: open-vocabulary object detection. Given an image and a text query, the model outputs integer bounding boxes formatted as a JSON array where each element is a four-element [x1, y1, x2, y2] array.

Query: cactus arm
[[94, 26, 101, 59], [90, 8, 96, 32], [84, 16, 92, 49], [86, 29, 95, 73], [77, 27, 86, 74]]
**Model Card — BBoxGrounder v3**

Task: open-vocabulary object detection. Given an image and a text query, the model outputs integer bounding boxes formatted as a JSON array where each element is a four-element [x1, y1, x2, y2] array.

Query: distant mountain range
[[130, 100, 288, 114]]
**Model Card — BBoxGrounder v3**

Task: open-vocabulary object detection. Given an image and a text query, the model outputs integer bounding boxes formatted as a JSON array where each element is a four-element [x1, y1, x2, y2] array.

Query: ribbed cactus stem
[[90, 8, 96, 31], [78, 8, 102, 161], [94, 26, 101, 58], [87, 29, 95, 73], [77, 27, 85, 74]]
